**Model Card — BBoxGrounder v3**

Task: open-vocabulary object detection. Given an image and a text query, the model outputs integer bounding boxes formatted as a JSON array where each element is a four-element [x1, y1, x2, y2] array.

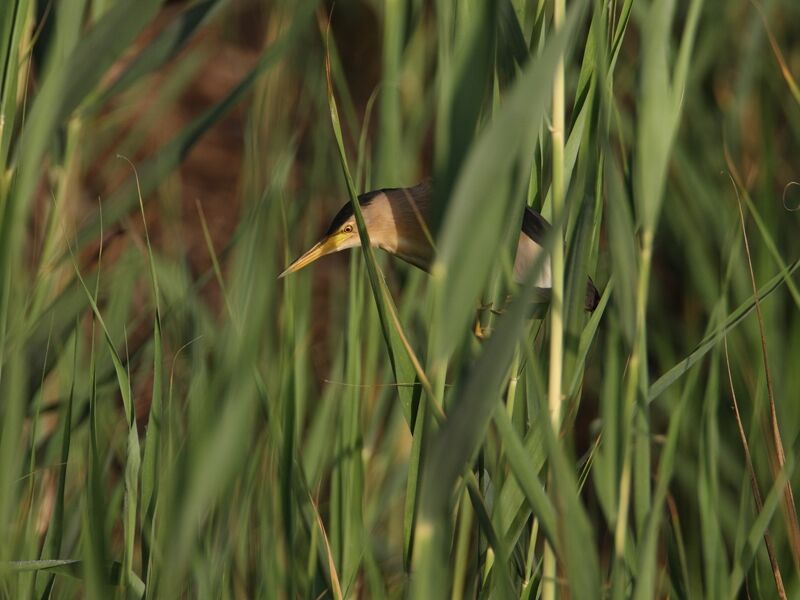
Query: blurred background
[[2, 0, 800, 597]]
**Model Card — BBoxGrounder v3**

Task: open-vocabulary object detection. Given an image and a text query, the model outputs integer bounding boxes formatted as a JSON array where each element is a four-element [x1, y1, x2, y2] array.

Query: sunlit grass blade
[[1, 559, 142, 590], [118, 156, 164, 589], [320, 14, 430, 421], [307, 489, 344, 600], [70, 253, 141, 595], [724, 338, 787, 598], [727, 454, 797, 598], [728, 167, 800, 573], [648, 257, 800, 402]]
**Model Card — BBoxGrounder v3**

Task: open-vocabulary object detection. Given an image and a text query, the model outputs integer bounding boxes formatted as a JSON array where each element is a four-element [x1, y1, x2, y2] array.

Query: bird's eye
[[343, 225, 353, 233]]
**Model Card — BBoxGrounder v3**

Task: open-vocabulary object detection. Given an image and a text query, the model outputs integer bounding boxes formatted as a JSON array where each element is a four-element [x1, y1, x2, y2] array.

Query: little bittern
[[280, 181, 600, 311]]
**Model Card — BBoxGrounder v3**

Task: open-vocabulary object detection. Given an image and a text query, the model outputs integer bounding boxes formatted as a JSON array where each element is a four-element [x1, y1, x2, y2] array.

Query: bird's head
[[279, 184, 434, 278], [278, 201, 361, 278]]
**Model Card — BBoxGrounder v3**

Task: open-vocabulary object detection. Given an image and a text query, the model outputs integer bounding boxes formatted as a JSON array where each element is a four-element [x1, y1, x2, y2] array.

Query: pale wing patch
[[513, 233, 552, 288]]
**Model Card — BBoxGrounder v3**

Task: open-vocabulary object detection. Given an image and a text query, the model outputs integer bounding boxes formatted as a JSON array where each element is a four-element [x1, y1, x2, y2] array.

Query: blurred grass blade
[[402, 390, 425, 571], [751, 0, 800, 105], [538, 392, 602, 598], [376, 0, 405, 183], [7, 0, 163, 265], [89, 0, 224, 112], [433, 3, 584, 365], [69, 249, 141, 595], [609, 0, 633, 70], [634, 0, 701, 232], [496, 418, 548, 542], [422, 277, 539, 521], [124, 157, 164, 585], [0, 0, 31, 166], [413, 289, 531, 598], [74, 0, 320, 250], [605, 154, 636, 344], [496, 0, 529, 85], [2, 0, 799, 597], [431, 0, 498, 234], [4, 558, 145, 595]]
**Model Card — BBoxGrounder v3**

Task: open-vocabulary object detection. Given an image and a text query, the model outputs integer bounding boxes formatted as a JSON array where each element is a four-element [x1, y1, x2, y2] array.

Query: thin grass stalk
[[751, 0, 800, 105], [614, 0, 692, 565], [547, 0, 567, 434], [614, 231, 652, 554], [544, 0, 566, 596], [721, 150, 800, 572], [523, 517, 540, 595], [83, 232, 107, 597], [127, 155, 164, 589], [450, 488, 474, 600], [730, 176, 800, 571], [723, 338, 786, 599], [319, 13, 433, 412]]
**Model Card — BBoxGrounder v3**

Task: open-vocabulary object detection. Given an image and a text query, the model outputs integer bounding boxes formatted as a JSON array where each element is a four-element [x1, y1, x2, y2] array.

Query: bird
[[280, 180, 600, 311]]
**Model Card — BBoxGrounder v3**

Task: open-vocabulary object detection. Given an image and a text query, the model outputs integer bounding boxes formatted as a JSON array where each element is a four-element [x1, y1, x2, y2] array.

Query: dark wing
[[584, 277, 600, 311], [521, 206, 551, 246], [519, 207, 600, 311]]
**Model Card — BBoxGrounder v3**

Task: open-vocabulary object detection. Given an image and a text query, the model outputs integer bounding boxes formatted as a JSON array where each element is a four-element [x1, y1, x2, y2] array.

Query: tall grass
[[1, 0, 800, 597]]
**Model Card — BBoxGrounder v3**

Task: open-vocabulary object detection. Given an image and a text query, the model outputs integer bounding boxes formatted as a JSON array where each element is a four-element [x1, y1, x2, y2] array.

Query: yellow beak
[[278, 234, 343, 278]]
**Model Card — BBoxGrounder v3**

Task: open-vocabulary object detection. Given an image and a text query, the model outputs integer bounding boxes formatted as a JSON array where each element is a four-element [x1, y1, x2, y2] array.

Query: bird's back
[[521, 206, 551, 246], [360, 182, 598, 310]]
